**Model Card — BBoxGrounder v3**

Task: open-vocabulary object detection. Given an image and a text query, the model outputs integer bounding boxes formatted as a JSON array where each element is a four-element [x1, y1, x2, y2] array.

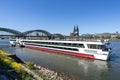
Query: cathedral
[[70, 25, 79, 37]]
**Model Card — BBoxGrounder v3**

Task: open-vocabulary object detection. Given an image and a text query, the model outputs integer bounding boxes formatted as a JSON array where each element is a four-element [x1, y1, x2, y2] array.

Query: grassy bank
[[0, 49, 36, 80], [0, 49, 65, 80]]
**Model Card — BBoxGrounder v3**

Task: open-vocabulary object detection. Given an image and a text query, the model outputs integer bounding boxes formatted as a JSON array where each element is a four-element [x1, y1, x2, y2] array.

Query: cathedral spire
[[74, 25, 79, 37], [76, 25, 79, 36], [70, 25, 79, 37], [73, 25, 76, 33]]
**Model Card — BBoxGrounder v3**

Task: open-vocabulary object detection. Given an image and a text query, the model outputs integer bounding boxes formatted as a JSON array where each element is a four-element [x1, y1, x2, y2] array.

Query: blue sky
[[0, 0, 120, 35]]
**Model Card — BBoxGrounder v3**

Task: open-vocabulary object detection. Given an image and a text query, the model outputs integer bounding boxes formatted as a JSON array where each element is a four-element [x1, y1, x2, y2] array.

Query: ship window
[[40, 42, 44, 44], [54, 42, 58, 45], [63, 43, 67, 46], [76, 44, 85, 48], [58, 43, 62, 46], [49, 42, 52, 45], [47, 42, 50, 44], [50, 42, 53, 45], [45, 42, 47, 44], [65, 43, 72, 46], [87, 44, 102, 49], [59, 43, 65, 46], [71, 43, 77, 47]]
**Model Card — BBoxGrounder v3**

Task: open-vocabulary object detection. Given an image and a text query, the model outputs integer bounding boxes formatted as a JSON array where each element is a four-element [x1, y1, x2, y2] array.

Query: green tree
[[102, 36, 105, 39], [106, 36, 111, 39], [116, 36, 120, 39]]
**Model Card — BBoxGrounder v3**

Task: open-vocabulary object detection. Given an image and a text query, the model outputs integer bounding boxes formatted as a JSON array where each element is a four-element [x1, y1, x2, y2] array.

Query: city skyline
[[0, 0, 120, 35]]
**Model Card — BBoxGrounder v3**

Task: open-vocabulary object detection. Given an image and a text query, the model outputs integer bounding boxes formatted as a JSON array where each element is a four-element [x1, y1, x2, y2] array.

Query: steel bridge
[[0, 27, 64, 40]]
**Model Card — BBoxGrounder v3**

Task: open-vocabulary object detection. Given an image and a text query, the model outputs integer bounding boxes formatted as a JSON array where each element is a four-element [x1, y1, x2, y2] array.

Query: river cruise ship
[[9, 39, 112, 60]]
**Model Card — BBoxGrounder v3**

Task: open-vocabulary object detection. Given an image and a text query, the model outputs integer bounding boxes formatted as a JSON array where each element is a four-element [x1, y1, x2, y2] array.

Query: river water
[[0, 39, 120, 80]]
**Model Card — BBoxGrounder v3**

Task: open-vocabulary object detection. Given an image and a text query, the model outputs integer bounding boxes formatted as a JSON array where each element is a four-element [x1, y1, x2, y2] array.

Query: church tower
[[73, 25, 79, 37], [69, 25, 79, 40]]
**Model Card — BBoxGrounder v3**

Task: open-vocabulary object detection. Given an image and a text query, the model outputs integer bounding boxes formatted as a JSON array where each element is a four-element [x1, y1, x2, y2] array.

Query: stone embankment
[[33, 64, 74, 80], [34, 64, 63, 80], [20, 64, 43, 80]]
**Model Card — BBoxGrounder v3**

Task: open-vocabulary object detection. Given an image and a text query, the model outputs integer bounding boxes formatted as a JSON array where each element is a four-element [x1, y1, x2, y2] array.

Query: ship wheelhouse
[[86, 43, 111, 52]]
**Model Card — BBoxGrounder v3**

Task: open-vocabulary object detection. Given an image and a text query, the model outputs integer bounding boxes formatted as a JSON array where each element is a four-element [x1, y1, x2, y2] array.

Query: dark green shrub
[[26, 62, 34, 69]]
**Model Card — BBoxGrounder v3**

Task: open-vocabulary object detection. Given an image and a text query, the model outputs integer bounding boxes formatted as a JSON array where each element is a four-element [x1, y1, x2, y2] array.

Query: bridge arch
[[51, 33, 64, 40], [22, 29, 52, 39], [0, 27, 21, 37]]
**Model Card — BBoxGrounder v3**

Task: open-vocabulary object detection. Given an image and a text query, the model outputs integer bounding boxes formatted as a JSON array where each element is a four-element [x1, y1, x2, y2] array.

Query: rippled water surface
[[1, 39, 120, 80]]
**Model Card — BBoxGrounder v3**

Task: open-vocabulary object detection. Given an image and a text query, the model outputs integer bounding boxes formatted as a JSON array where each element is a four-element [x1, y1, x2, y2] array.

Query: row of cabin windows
[[23, 41, 85, 48], [87, 44, 102, 49], [26, 43, 79, 51]]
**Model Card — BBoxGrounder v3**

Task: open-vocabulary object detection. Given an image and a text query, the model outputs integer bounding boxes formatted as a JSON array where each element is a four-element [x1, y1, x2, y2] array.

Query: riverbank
[[0, 49, 72, 80], [0, 49, 38, 80]]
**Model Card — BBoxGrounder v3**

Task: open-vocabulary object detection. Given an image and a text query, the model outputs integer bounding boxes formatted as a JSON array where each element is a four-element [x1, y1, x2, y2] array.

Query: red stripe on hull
[[25, 45, 95, 59]]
